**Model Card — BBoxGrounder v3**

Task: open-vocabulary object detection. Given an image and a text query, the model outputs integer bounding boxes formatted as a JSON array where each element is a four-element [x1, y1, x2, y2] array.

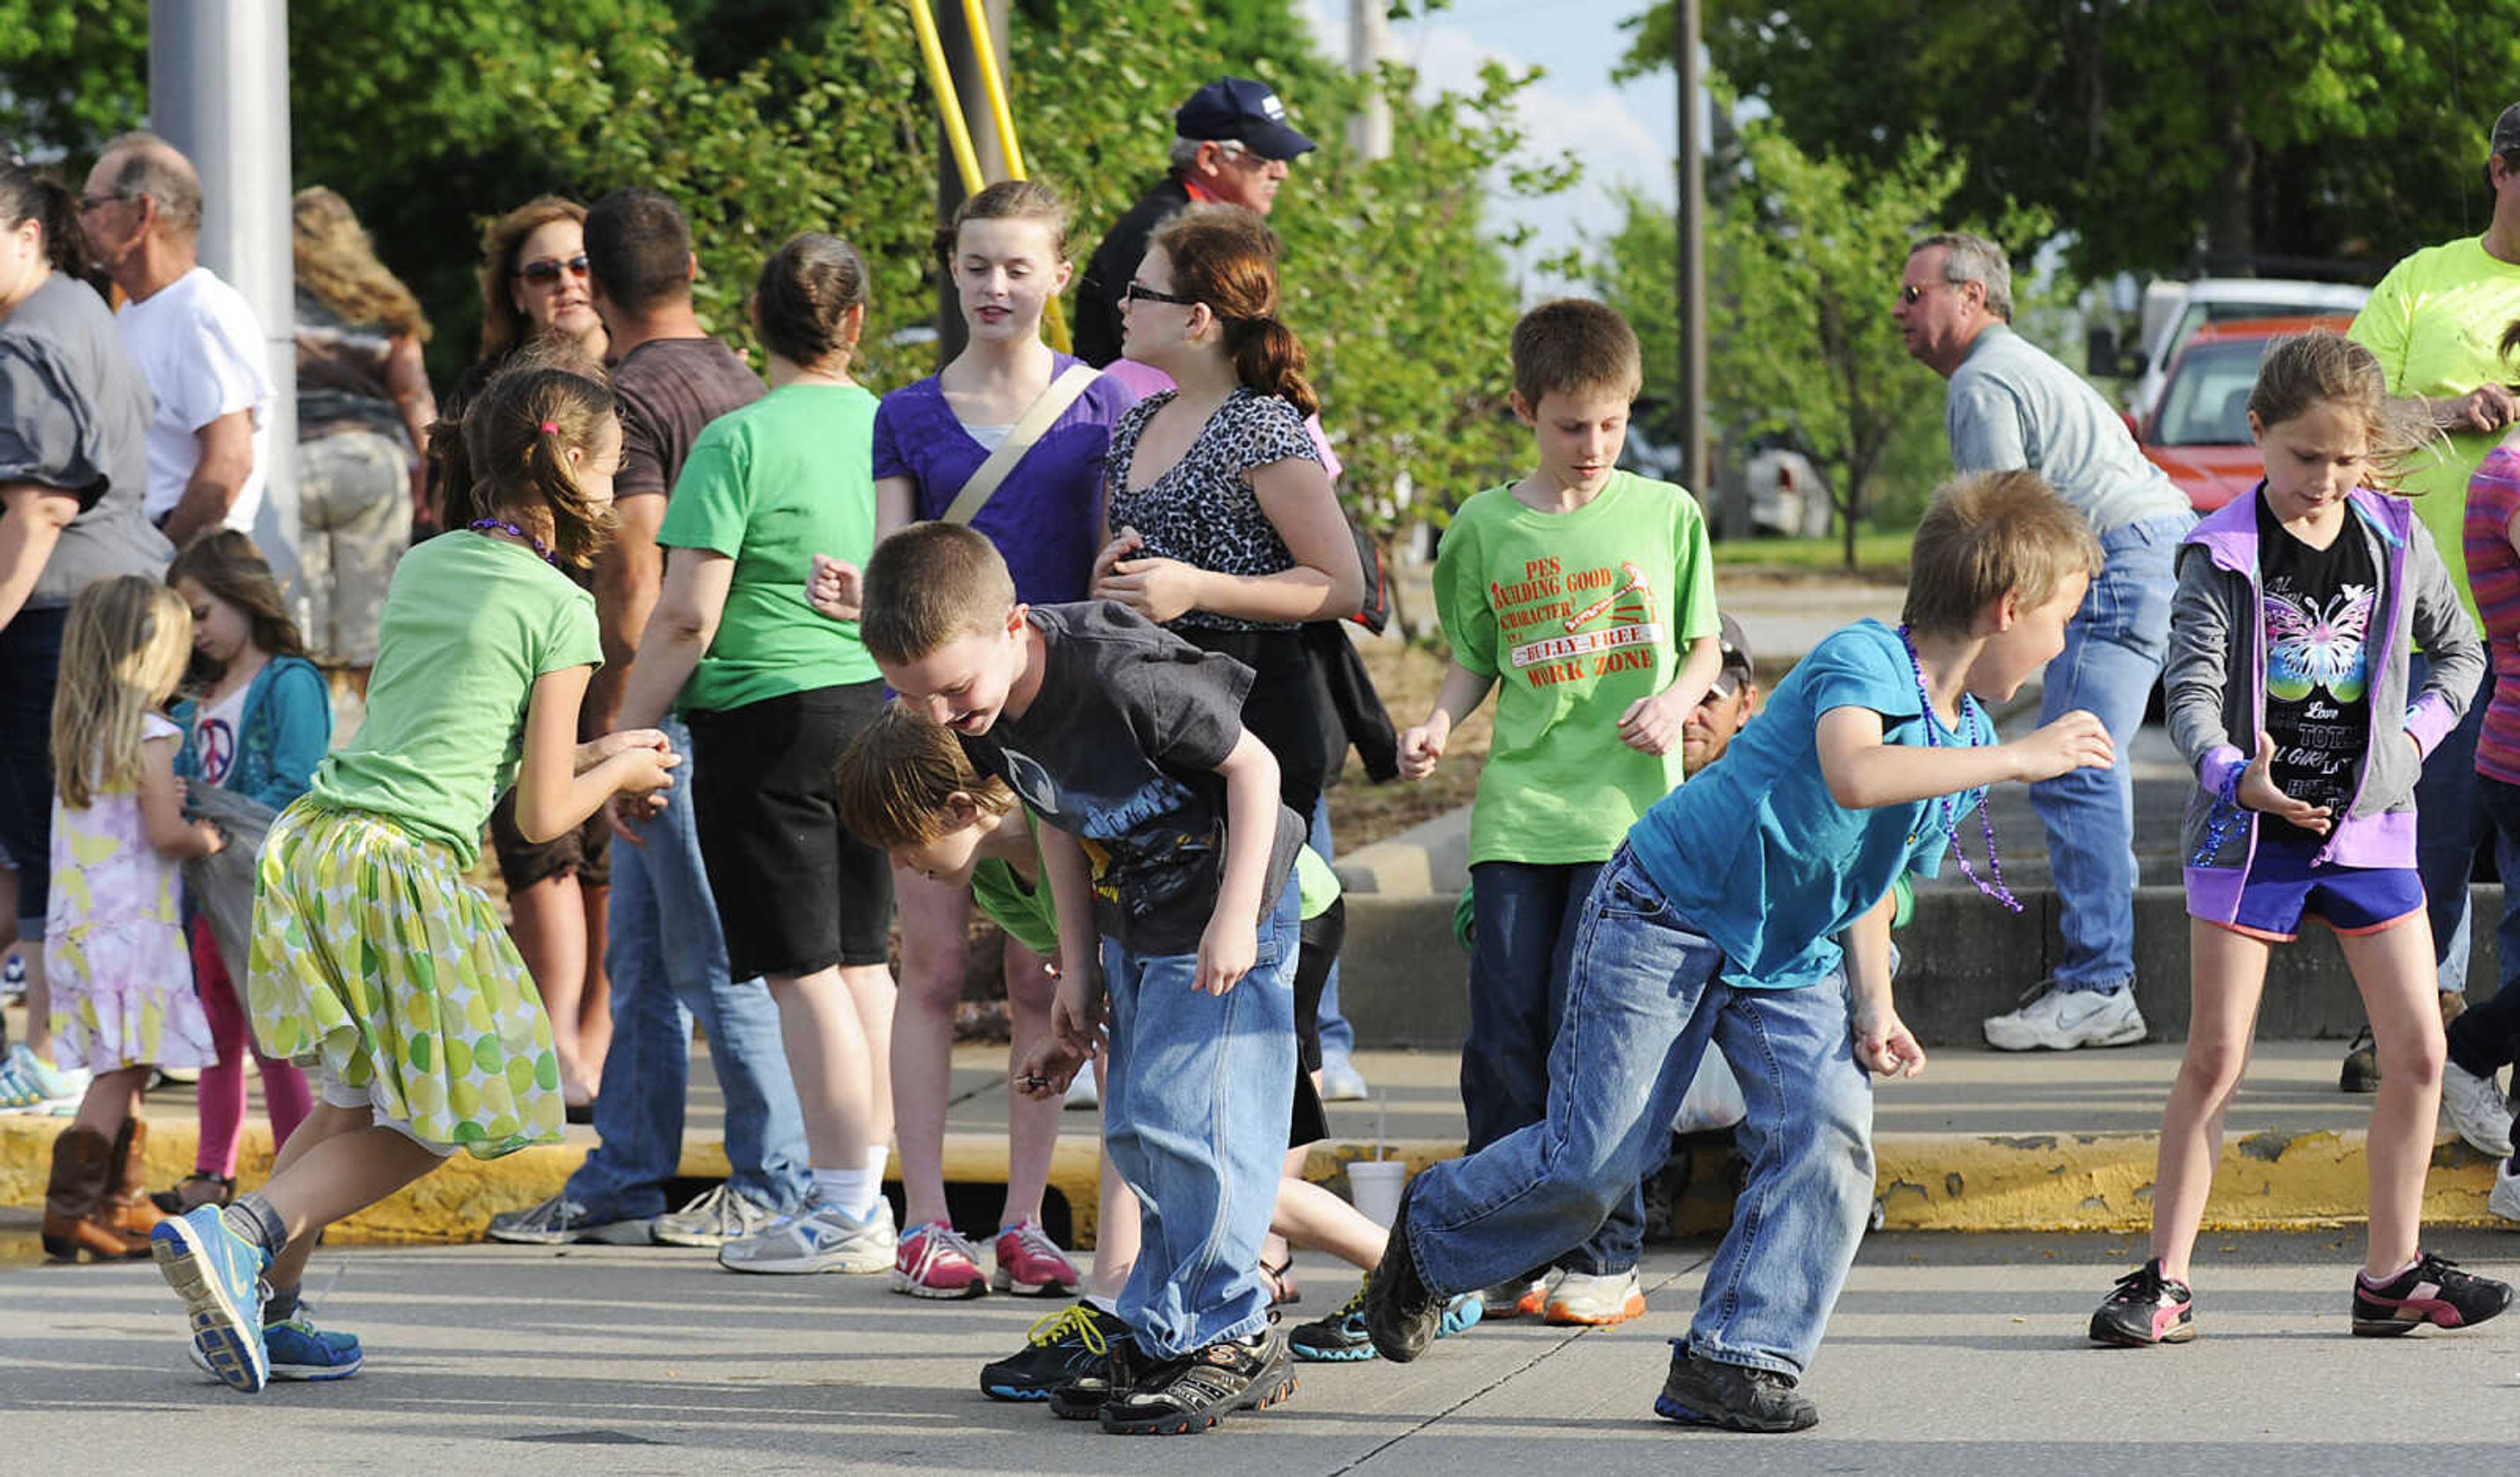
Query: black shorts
[[1178, 626, 1333, 822], [487, 787, 612, 891], [685, 682, 895, 979], [1286, 896, 1343, 1146]]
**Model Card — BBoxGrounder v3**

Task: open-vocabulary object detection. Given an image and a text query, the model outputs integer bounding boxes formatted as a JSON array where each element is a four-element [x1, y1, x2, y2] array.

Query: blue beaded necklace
[[1895, 623, 2021, 913], [469, 517, 558, 566]]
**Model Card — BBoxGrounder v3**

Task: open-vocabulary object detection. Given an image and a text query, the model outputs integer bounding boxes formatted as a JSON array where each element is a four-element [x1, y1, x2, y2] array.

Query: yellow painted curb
[[8, 1116, 2505, 1243]]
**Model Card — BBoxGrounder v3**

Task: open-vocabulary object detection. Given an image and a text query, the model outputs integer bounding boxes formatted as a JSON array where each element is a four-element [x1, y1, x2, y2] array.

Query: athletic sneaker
[[1099, 1328, 1295, 1436], [652, 1184, 786, 1248], [1316, 1054, 1370, 1103], [2089, 1259, 2195, 1346], [1654, 1344, 1818, 1432], [2340, 1025, 2380, 1093], [892, 1218, 989, 1297], [1544, 1266, 1645, 1326], [980, 1300, 1128, 1401], [2351, 1251, 2512, 1336], [1063, 1060, 1099, 1111], [2439, 1062, 2514, 1157], [484, 1194, 655, 1246], [2491, 1154, 2520, 1224], [190, 1308, 363, 1382], [151, 1205, 272, 1394], [1050, 1336, 1133, 1421], [1291, 1278, 1483, 1362], [1982, 982, 2145, 1051], [1360, 1192, 1447, 1363], [990, 1220, 1082, 1296], [0, 1041, 87, 1111], [1480, 1271, 1551, 1320], [717, 1195, 896, 1275]]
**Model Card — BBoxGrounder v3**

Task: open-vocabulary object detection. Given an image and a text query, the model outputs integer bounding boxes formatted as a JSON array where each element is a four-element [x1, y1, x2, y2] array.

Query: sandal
[[149, 1172, 235, 1216], [1261, 1256, 1301, 1308]]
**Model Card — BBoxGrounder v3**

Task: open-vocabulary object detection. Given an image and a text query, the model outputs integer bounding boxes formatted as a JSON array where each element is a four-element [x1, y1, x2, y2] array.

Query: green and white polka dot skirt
[[247, 800, 565, 1159]]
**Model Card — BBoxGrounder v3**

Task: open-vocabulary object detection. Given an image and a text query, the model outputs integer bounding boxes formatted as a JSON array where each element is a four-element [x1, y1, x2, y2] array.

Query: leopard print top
[[1104, 387, 1324, 632]]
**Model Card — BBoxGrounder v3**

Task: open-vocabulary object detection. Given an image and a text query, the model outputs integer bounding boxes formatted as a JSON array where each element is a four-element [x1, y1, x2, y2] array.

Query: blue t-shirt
[[1626, 620, 1969, 988], [870, 356, 1139, 605]]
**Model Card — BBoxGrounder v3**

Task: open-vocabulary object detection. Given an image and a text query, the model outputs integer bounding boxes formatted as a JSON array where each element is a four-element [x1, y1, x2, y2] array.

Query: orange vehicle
[[2133, 314, 2357, 512]]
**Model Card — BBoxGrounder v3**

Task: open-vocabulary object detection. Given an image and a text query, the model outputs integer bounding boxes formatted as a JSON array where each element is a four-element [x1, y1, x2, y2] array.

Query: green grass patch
[[1711, 529, 1914, 577]]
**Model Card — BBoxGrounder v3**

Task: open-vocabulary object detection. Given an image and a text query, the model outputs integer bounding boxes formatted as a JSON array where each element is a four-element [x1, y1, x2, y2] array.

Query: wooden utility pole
[[1674, 0, 1708, 497], [1349, 0, 1391, 161]]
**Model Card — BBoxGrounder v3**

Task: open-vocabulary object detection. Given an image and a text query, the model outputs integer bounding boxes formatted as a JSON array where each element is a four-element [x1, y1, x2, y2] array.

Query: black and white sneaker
[[1097, 1328, 1295, 1436], [1360, 1188, 1447, 1363], [1653, 1345, 1818, 1432], [1049, 1335, 1133, 1422], [980, 1300, 1127, 1402], [2089, 1259, 2195, 1346]]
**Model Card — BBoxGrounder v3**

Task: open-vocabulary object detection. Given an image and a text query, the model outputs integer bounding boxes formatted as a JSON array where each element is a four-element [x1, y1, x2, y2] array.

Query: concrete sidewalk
[[6, 1037, 2511, 1249]]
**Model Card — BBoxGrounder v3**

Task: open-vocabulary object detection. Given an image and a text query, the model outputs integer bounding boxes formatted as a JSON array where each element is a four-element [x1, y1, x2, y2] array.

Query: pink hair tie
[[539, 420, 558, 434]]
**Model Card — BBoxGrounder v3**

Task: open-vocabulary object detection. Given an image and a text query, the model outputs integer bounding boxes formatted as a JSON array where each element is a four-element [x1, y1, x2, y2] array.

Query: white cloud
[[1300, 0, 1676, 291]]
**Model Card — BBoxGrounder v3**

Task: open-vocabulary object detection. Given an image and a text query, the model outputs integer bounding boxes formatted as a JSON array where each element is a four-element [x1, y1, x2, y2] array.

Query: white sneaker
[[2441, 1062, 2515, 1158], [1542, 1266, 1646, 1326], [715, 1195, 896, 1275], [1983, 983, 2146, 1051], [1062, 1060, 1099, 1111], [653, 1184, 789, 1247], [1316, 1055, 1370, 1102], [2492, 1154, 2520, 1224], [1479, 1271, 1553, 1320]]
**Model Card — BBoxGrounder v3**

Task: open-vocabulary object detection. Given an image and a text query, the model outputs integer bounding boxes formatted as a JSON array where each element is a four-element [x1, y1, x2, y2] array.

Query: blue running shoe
[[1293, 1279, 1483, 1362], [188, 1309, 362, 1383], [152, 1205, 272, 1394]]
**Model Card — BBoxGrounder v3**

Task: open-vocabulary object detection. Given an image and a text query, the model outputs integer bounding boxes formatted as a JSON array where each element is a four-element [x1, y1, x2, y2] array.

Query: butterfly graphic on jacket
[[2265, 583, 2373, 703]]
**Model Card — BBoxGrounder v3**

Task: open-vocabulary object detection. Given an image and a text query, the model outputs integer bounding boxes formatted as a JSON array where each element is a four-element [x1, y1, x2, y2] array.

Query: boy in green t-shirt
[[1400, 298, 1722, 1326]]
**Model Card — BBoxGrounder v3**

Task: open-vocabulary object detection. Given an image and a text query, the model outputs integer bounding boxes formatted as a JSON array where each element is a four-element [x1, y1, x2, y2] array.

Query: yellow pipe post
[[906, 0, 984, 194], [959, 0, 1026, 179]]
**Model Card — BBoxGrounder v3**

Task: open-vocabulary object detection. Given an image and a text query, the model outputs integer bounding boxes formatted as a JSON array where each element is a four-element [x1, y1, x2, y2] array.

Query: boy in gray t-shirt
[[862, 522, 1303, 1438]]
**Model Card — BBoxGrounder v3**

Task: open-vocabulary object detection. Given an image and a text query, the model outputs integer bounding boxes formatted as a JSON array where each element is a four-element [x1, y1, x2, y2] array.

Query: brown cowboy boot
[[102, 1118, 165, 1243], [39, 1126, 137, 1261]]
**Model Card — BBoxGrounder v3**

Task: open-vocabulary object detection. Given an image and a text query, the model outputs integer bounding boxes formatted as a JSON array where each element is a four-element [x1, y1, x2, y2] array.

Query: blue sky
[[1301, 0, 1682, 282]]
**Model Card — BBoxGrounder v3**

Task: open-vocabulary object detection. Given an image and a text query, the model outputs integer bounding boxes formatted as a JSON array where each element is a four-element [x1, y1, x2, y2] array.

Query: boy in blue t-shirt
[[1365, 470, 2116, 1433]]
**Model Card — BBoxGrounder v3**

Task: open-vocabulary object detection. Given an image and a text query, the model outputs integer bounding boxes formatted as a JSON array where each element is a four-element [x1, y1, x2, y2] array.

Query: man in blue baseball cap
[[1073, 76, 1316, 366]]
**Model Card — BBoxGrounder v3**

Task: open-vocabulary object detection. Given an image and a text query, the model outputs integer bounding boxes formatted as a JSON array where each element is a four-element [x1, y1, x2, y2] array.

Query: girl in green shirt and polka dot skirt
[[149, 362, 683, 1396]]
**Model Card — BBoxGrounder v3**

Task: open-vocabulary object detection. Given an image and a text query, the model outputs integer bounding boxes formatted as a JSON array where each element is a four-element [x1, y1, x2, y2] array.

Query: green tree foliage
[[1620, 0, 2520, 281], [1591, 104, 2014, 564]]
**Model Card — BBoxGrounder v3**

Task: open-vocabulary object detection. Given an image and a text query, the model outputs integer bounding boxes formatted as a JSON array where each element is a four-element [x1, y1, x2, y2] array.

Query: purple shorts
[[2190, 836, 2425, 942]]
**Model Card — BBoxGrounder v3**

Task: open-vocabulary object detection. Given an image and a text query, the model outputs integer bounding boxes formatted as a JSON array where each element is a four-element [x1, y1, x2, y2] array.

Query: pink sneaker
[[892, 1220, 989, 1300], [991, 1220, 1083, 1297]]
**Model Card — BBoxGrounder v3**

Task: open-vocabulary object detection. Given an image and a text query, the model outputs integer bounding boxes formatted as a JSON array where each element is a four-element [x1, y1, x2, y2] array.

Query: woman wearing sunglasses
[[448, 194, 617, 1121]]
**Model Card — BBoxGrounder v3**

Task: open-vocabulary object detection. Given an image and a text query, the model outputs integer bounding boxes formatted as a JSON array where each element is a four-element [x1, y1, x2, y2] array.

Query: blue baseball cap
[[1175, 77, 1316, 161]]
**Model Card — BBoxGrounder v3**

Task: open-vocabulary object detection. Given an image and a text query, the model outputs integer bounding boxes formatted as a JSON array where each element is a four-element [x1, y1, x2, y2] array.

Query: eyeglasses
[[514, 254, 591, 285], [1899, 280, 1978, 306], [1122, 280, 1196, 306], [77, 190, 129, 214]]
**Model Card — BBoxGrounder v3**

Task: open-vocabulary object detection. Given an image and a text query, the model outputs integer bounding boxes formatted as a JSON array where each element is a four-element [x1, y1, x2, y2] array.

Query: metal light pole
[[1349, 0, 1392, 161], [1673, 0, 1708, 499], [148, 0, 299, 591]]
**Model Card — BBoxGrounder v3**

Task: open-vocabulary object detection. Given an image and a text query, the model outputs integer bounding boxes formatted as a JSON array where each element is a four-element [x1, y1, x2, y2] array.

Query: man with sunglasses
[[1072, 76, 1316, 368], [79, 132, 274, 550], [1896, 231, 2192, 1054]]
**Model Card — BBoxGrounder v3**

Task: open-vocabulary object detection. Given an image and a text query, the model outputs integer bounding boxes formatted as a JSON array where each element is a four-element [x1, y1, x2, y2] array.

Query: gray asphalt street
[[5, 1226, 2517, 1475]]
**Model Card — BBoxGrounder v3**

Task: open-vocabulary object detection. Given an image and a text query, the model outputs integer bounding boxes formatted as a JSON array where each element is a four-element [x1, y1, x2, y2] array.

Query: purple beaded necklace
[[469, 517, 558, 566], [1895, 623, 2021, 913]]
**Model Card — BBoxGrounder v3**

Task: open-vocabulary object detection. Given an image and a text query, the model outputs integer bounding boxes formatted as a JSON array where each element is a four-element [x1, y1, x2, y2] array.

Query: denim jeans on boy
[[1100, 880, 1299, 1359], [568, 722, 810, 1217], [1405, 848, 1874, 1377], [1309, 794, 1356, 1064], [1462, 858, 1643, 1276], [2413, 659, 2495, 996], [2033, 511, 2190, 992], [2446, 772, 2520, 1080]]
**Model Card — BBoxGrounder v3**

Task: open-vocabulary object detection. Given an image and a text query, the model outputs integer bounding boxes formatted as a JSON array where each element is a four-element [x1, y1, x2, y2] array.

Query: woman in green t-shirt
[[608, 234, 898, 1278]]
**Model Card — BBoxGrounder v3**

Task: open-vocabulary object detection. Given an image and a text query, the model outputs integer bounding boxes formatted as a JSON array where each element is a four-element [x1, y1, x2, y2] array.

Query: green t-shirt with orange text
[[1433, 469, 1719, 866]]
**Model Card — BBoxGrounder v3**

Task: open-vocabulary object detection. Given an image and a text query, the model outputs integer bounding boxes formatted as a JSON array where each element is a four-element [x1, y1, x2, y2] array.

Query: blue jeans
[[2446, 771, 2520, 1078], [2035, 511, 2190, 991], [1101, 881, 1299, 1359], [2414, 659, 2495, 993], [567, 722, 810, 1217], [1404, 848, 1874, 1376], [1462, 858, 1641, 1276], [1308, 795, 1356, 1062]]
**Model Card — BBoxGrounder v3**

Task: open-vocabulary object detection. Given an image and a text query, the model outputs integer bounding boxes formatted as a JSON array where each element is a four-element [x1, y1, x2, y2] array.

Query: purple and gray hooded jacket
[[2166, 486, 2483, 925]]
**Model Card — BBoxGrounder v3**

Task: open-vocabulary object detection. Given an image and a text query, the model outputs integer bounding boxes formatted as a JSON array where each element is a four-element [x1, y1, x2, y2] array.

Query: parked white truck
[[2091, 277, 2370, 417]]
